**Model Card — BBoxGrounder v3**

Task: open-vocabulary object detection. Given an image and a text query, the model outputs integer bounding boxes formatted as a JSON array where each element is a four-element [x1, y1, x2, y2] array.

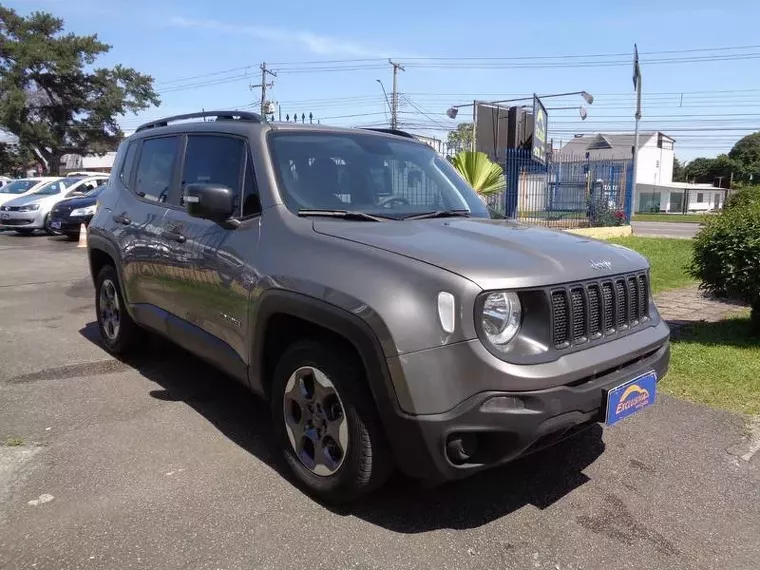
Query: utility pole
[[250, 62, 277, 116], [389, 60, 405, 129]]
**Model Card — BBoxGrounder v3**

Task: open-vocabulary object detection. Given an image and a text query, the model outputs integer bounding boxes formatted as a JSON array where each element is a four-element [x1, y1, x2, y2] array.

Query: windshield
[[0, 179, 38, 194], [268, 132, 491, 220], [32, 179, 68, 196], [84, 184, 107, 197]]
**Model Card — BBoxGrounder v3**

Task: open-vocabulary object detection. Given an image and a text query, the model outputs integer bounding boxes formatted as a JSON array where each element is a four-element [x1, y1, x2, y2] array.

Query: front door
[[159, 133, 262, 368]]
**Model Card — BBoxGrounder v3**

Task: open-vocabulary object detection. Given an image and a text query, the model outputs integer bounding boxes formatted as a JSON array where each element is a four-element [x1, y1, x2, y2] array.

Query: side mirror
[[184, 183, 236, 223]]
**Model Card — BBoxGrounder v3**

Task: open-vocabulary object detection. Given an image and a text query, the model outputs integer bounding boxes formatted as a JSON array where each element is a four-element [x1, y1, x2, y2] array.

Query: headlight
[[480, 291, 521, 349], [71, 205, 96, 217], [18, 204, 40, 212]]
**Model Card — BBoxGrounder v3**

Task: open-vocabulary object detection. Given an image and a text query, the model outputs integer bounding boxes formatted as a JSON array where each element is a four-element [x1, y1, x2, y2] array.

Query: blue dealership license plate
[[605, 371, 657, 426], [50, 220, 61, 230]]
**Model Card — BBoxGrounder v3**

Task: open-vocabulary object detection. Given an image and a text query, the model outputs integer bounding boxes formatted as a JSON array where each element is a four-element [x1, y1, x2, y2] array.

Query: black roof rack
[[359, 127, 418, 140], [136, 110, 264, 132]]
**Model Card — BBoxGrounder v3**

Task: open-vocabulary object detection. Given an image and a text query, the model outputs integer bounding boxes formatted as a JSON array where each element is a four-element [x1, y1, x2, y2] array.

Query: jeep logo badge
[[589, 259, 613, 271]]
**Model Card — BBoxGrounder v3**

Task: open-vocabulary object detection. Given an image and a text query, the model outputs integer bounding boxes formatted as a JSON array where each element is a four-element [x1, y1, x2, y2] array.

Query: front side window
[[135, 137, 180, 203], [268, 132, 490, 219], [0, 179, 37, 194], [179, 135, 246, 210]]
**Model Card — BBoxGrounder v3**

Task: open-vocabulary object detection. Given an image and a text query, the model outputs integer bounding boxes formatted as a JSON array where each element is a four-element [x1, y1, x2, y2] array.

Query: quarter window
[[119, 142, 138, 187], [239, 154, 261, 217], [135, 137, 180, 203]]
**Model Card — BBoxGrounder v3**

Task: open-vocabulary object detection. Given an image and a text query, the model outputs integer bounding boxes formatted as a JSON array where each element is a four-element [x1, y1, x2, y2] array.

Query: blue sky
[[7, 0, 760, 160]]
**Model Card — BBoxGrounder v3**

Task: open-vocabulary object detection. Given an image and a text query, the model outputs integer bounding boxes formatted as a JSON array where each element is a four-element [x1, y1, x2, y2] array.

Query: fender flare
[[86, 234, 134, 315], [248, 288, 403, 422]]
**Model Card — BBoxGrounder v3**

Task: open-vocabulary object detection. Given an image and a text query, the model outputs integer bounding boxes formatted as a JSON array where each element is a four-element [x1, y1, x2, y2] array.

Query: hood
[[3, 192, 64, 208], [54, 194, 95, 209], [0, 191, 35, 206], [313, 217, 648, 290]]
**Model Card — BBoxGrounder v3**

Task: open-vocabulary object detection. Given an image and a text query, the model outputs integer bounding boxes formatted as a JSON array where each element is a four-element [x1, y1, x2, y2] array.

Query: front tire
[[271, 340, 393, 504], [95, 265, 140, 355]]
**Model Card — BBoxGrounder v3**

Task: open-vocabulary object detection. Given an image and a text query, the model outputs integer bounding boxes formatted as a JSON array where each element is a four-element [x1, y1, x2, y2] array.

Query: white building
[[560, 131, 725, 213], [560, 132, 675, 186]]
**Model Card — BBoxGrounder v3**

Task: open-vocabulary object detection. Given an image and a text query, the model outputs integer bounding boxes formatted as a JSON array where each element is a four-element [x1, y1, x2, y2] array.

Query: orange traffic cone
[[77, 223, 87, 248]]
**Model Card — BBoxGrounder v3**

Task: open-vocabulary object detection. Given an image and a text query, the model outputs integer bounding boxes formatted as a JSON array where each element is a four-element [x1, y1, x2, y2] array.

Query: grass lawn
[[607, 236, 697, 293], [632, 213, 706, 223], [663, 314, 760, 415]]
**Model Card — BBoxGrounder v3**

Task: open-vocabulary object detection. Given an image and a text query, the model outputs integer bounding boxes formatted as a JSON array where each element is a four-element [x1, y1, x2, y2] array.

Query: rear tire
[[271, 340, 393, 504], [44, 214, 55, 235], [95, 265, 141, 355]]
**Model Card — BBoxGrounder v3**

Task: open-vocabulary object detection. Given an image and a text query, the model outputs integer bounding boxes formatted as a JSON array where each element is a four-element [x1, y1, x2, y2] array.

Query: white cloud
[[169, 16, 392, 59]]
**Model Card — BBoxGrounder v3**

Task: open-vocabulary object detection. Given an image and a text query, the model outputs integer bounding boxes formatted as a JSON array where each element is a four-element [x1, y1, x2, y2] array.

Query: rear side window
[[135, 137, 180, 203], [119, 142, 138, 187]]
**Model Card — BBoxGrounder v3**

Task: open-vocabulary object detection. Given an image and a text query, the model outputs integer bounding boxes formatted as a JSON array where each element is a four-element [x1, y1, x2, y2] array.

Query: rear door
[[160, 133, 262, 377]]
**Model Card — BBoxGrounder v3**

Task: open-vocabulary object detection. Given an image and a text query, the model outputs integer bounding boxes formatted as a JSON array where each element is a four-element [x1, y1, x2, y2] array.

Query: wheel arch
[[249, 289, 404, 429]]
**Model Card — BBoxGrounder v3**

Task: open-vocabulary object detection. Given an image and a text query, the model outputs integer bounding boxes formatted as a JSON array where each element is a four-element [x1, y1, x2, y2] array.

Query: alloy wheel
[[99, 279, 121, 341], [283, 366, 349, 476]]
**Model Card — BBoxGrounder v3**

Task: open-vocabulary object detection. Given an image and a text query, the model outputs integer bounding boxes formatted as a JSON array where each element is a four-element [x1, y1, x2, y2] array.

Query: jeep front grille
[[551, 272, 650, 349]]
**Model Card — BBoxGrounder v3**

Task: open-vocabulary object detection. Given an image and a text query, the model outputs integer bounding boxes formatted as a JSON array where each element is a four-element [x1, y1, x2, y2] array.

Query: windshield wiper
[[298, 209, 389, 222], [402, 209, 471, 220]]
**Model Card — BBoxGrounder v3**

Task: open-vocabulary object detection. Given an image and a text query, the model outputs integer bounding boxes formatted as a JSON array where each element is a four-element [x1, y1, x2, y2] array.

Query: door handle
[[163, 230, 186, 243], [113, 214, 131, 226]]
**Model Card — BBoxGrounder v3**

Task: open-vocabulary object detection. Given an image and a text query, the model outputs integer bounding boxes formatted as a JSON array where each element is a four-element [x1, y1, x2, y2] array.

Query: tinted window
[[32, 180, 67, 195], [240, 154, 261, 217], [135, 137, 179, 203], [0, 179, 37, 194], [120, 142, 138, 187], [180, 135, 245, 208]]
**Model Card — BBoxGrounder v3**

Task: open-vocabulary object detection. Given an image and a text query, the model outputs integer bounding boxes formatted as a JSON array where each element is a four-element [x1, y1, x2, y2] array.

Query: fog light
[[446, 433, 478, 465], [480, 396, 526, 412]]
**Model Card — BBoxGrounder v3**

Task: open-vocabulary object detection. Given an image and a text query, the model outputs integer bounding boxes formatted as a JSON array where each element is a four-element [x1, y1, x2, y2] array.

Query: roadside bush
[[690, 197, 760, 334], [725, 185, 760, 210]]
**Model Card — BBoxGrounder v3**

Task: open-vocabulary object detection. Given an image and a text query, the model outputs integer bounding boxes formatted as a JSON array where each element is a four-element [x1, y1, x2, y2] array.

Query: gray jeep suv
[[87, 111, 670, 504]]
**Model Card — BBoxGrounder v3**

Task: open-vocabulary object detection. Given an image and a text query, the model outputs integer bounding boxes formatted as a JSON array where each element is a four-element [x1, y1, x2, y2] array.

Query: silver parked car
[[0, 175, 109, 235]]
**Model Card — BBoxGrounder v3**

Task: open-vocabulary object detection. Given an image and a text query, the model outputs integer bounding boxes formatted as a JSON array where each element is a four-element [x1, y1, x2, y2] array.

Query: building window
[[655, 160, 660, 168], [697, 192, 704, 203]]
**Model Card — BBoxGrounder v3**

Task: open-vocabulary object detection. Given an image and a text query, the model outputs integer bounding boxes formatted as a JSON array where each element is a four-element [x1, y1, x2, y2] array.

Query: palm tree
[[451, 151, 506, 196]]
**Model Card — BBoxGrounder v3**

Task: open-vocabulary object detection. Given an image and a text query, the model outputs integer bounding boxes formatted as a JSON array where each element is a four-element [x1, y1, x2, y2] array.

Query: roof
[[0, 129, 19, 145], [559, 132, 674, 160]]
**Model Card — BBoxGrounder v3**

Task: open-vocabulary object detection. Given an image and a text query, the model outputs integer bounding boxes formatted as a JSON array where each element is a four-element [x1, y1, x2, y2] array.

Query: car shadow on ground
[[79, 321, 606, 532]]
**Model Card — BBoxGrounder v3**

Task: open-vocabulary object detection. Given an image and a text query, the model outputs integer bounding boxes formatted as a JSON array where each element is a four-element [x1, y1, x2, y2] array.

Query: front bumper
[[49, 213, 93, 234], [0, 209, 45, 229], [382, 321, 670, 482]]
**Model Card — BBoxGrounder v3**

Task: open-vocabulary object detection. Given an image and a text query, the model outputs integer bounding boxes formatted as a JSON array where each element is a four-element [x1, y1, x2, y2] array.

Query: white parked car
[[0, 177, 59, 208], [0, 175, 109, 235]]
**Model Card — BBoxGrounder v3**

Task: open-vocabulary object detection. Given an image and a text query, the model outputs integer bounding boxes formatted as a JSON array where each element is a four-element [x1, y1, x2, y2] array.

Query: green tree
[[447, 123, 474, 153], [728, 131, 760, 184], [0, 7, 159, 174], [683, 154, 738, 186], [451, 150, 505, 195], [672, 156, 685, 182], [0, 142, 35, 176]]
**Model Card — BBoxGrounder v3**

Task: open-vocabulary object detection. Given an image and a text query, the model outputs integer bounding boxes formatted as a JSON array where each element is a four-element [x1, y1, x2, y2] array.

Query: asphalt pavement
[[631, 221, 701, 239], [0, 232, 758, 570]]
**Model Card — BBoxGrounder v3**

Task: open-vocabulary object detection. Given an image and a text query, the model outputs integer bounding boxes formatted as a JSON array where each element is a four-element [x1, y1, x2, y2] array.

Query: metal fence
[[485, 149, 634, 229]]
